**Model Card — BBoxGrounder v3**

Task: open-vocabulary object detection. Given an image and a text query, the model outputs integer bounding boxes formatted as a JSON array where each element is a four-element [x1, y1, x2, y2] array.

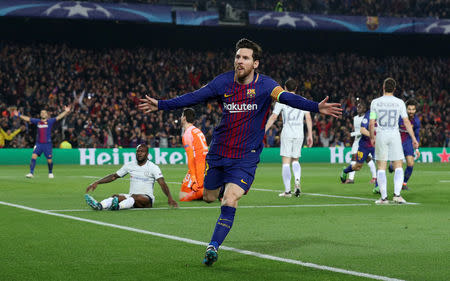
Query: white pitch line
[[45, 203, 370, 212], [0, 200, 405, 281], [439, 180, 450, 183], [252, 188, 420, 205]]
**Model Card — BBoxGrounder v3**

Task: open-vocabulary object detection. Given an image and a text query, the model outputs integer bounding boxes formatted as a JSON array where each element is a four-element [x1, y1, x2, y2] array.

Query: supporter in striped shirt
[[139, 38, 342, 266]]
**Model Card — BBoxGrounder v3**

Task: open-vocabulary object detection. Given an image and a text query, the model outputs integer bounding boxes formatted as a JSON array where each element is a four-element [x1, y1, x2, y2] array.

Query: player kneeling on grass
[[84, 144, 178, 210]]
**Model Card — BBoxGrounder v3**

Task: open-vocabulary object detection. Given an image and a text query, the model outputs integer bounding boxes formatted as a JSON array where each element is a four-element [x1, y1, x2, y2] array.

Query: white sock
[[292, 161, 301, 186], [282, 164, 291, 193], [119, 197, 135, 210], [100, 197, 113, 209], [394, 168, 404, 196], [368, 160, 376, 178], [348, 161, 356, 180], [377, 170, 387, 199]]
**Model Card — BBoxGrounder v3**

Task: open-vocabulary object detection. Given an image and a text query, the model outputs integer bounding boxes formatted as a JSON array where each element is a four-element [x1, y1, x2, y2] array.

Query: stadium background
[[0, 0, 448, 154]]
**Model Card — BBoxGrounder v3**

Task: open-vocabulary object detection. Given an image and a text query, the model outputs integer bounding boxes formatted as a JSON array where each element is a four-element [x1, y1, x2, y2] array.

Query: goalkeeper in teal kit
[[139, 38, 342, 266]]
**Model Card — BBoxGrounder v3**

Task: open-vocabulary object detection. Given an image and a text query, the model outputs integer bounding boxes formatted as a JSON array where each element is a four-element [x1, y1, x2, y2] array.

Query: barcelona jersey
[[30, 118, 56, 144], [399, 115, 420, 143], [159, 71, 319, 159]]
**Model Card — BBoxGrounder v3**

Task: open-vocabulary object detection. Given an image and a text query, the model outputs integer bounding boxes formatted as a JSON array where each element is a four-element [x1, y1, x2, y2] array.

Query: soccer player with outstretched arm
[[139, 38, 342, 266], [17, 106, 71, 178], [265, 78, 313, 197], [369, 78, 419, 204]]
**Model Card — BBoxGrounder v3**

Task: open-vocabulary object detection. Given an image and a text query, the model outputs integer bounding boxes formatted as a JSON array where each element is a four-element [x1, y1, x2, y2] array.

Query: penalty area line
[[0, 200, 404, 281]]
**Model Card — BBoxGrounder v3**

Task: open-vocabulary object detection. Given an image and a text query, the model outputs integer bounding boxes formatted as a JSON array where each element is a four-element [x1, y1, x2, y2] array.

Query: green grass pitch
[[0, 163, 448, 281]]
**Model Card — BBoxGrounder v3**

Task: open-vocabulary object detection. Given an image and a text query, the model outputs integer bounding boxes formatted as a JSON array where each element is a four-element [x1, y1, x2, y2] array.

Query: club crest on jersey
[[246, 89, 256, 98]]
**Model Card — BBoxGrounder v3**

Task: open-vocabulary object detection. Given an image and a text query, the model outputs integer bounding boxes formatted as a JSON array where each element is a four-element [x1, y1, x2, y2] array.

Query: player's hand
[[86, 182, 98, 193], [168, 198, 179, 208], [415, 149, 420, 159], [138, 95, 159, 113], [191, 177, 199, 192], [307, 135, 313, 147], [64, 105, 71, 112], [318, 96, 342, 118], [412, 139, 419, 149]]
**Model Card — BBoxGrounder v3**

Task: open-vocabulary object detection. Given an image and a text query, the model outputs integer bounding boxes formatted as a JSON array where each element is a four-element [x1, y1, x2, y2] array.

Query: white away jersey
[[273, 102, 306, 139], [370, 96, 407, 131], [116, 160, 163, 200], [353, 114, 364, 140]]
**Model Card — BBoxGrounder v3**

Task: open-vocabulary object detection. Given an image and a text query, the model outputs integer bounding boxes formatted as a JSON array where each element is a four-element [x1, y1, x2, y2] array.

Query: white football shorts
[[375, 131, 404, 161], [280, 137, 304, 158]]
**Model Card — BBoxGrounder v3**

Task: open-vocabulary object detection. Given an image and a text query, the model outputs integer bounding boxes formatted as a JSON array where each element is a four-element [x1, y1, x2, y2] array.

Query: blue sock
[[48, 162, 53, 173], [209, 206, 236, 250], [344, 164, 353, 173], [30, 159, 36, 174], [404, 166, 413, 183]]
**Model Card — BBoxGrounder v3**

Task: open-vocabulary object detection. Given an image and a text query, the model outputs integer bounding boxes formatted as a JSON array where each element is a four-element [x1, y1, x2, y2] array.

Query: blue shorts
[[356, 146, 374, 163], [33, 143, 53, 159], [402, 140, 414, 157], [204, 154, 259, 194]]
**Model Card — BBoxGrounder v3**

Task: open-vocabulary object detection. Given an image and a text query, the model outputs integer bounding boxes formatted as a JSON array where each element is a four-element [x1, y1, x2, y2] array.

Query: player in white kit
[[265, 78, 313, 197], [369, 78, 419, 204], [346, 99, 377, 184], [84, 144, 178, 210]]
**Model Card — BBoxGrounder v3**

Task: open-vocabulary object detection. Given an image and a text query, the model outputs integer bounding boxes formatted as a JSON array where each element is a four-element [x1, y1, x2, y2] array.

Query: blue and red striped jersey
[[399, 115, 420, 143], [30, 118, 56, 144], [159, 71, 319, 159], [359, 111, 374, 148]]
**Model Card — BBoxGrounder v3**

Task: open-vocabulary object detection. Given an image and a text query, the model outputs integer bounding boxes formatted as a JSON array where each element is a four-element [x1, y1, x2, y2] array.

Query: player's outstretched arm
[[318, 96, 342, 118], [86, 173, 120, 192], [56, 105, 71, 121], [157, 178, 179, 208], [264, 113, 278, 133], [402, 117, 419, 149]]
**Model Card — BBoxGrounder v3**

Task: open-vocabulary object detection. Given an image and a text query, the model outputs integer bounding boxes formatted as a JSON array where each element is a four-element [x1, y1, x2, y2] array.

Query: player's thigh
[[291, 137, 303, 158], [131, 194, 152, 208], [388, 136, 404, 161], [402, 140, 414, 159], [43, 145, 53, 160], [204, 161, 224, 190], [405, 155, 415, 166], [222, 159, 258, 194], [351, 140, 359, 155], [280, 137, 294, 157], [32, 145, 43, 157], [222, 183, 245, 207], [375, 134, 389, 161]]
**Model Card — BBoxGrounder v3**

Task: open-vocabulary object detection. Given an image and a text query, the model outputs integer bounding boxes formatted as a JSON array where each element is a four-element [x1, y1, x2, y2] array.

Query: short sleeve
[[30, 118, 40, 124], [116, 163, 129, 177], [152, 164, 163, 180], [399, 101, 407, 119], [360, 116, 369, 129], [272, 102, 283, 115], [369, 101, 377, 120]]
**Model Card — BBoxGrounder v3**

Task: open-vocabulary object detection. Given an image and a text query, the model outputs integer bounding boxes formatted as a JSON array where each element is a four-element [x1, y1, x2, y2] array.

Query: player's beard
[[234, 65, 253, 82]]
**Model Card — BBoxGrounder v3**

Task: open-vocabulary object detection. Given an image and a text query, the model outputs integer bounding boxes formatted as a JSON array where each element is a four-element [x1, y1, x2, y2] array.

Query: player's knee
[[353, 164, 362, 171], [203, 194, 216, 203]]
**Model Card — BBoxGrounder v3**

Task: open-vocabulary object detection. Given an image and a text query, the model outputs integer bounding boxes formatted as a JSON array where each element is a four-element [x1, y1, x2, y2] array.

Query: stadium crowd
[[0, 41, 448, 149]]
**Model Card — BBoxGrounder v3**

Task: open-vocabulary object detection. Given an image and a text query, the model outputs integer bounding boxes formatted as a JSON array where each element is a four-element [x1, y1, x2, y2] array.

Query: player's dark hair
[[406, 98, 418, 107], [383, 78, 396, 93], [235, 38, 262, 61], [284, 78, 297, 92], [183, 108, 195, 123]]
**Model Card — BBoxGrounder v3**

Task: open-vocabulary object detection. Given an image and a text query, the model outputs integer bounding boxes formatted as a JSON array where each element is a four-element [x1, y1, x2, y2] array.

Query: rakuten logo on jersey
[[223, 102, 258, 113]]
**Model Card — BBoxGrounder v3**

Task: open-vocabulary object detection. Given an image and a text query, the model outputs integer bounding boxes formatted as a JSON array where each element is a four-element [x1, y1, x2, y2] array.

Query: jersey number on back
[[378, 109, 398, 128]]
